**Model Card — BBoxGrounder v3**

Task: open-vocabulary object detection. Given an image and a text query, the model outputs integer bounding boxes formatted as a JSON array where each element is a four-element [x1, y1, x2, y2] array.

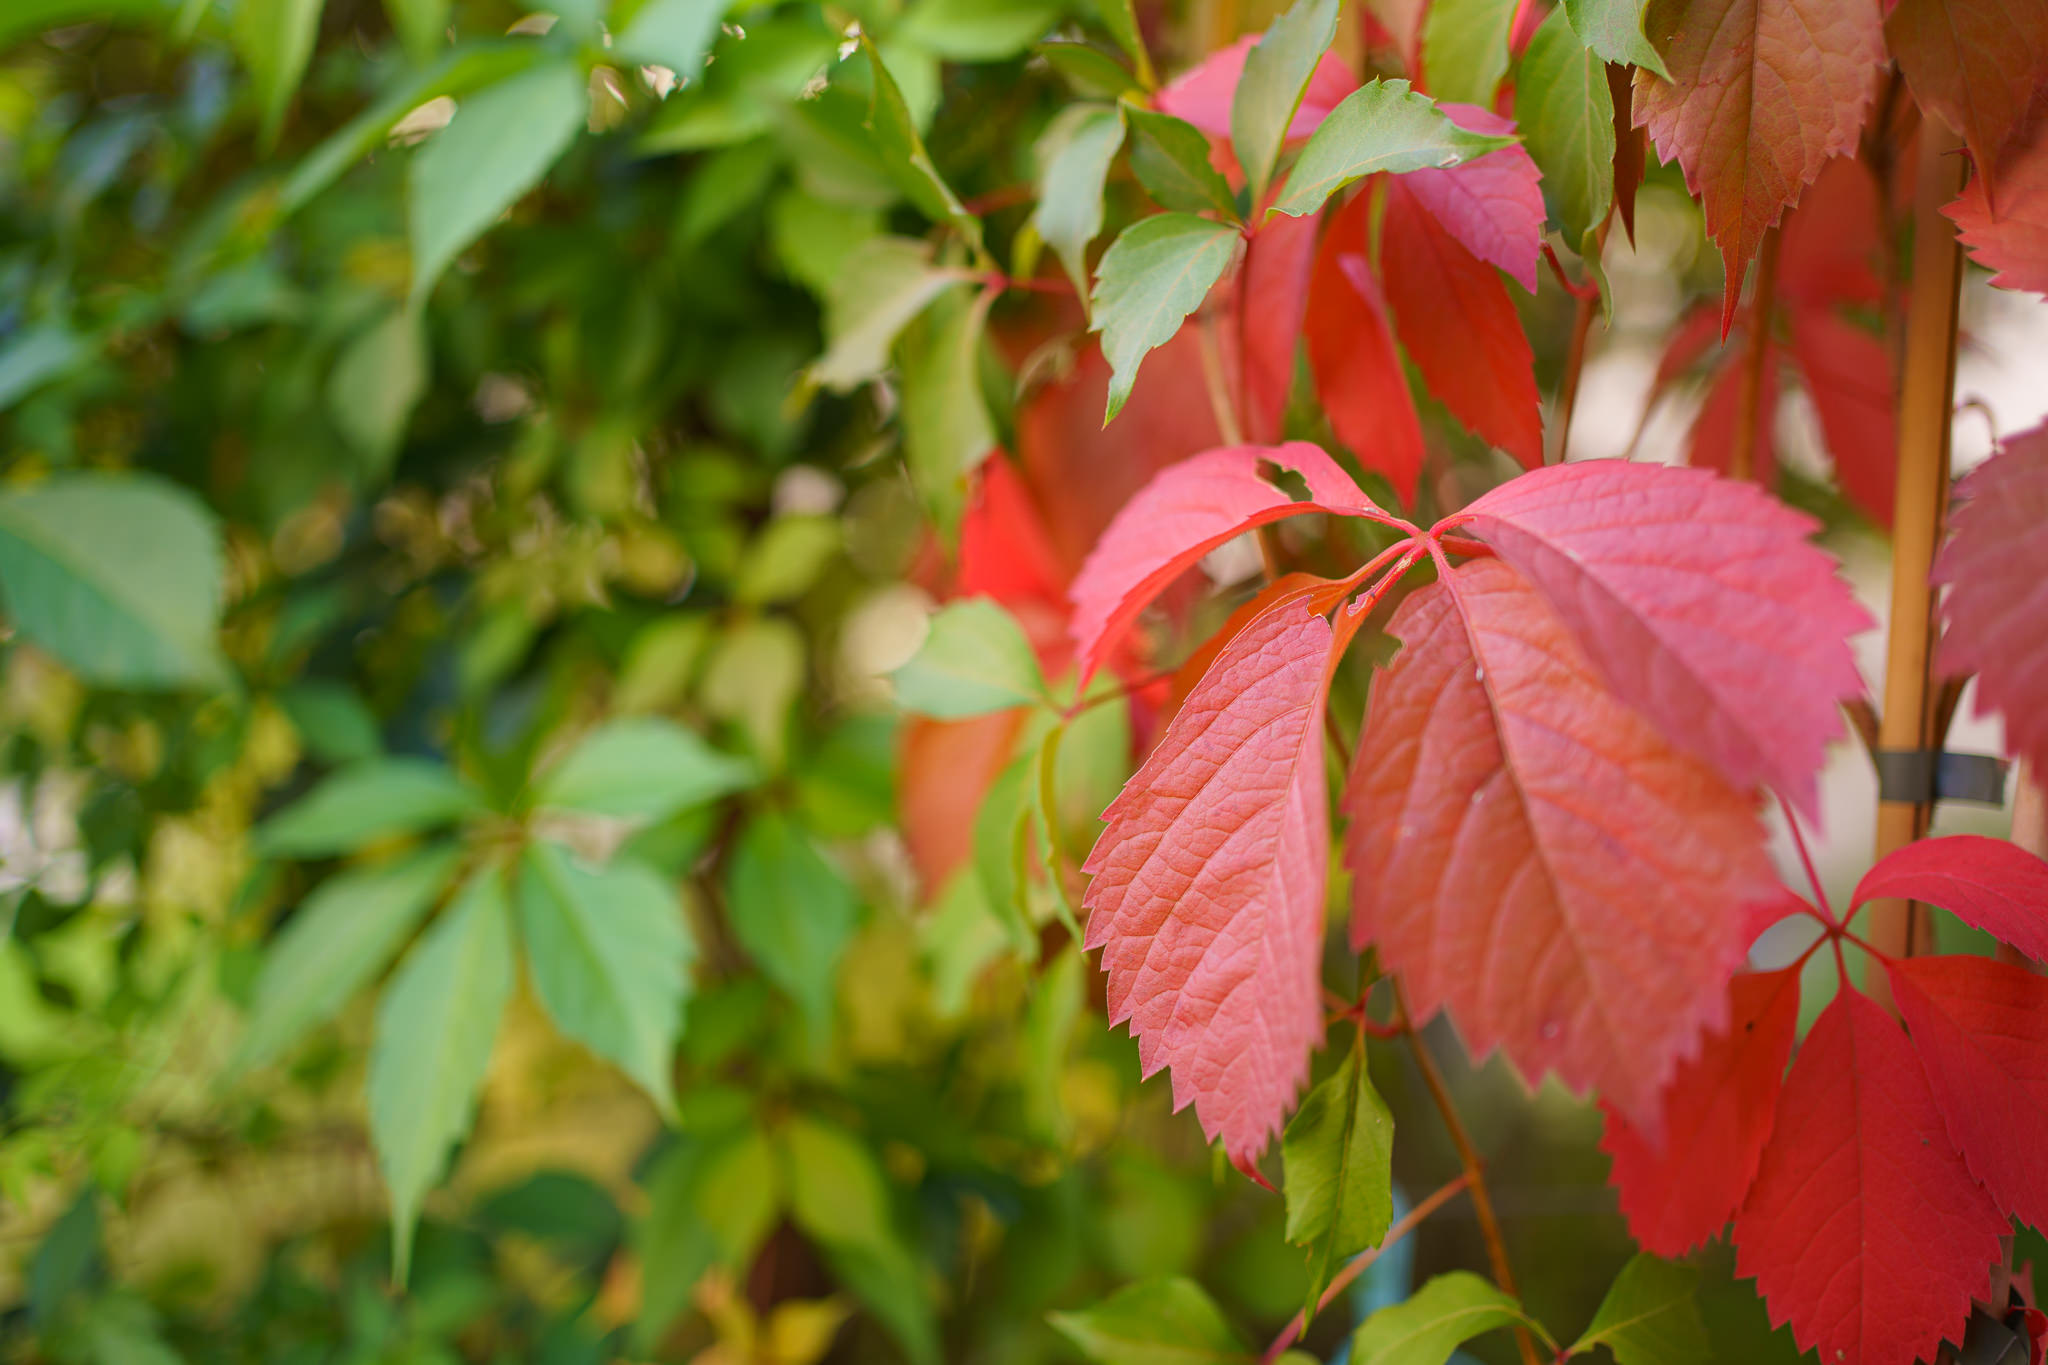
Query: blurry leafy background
[[3, 0, 2028, 1362]]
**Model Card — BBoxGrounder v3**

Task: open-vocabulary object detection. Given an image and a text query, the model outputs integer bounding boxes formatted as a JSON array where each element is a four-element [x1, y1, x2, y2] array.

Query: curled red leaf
[[1851, 833, 2048, 962]]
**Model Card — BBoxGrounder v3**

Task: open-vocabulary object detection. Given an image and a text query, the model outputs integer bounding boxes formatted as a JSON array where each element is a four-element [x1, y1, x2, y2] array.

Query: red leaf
[[902, 711, 1028, 893], [1401, 104, 1547, 293], [1154, 36, 1360, 143], [1163, 573, 1349, 725], [1934, 424, 2048, 774], [1790, 308, 1897, 526], [1082, 586, 1340, 1169], [1305, 192, 1427, 501], [1015, 330, 1224, 571], [1600, 967, 1801, 1256], [1890, 953, 2048, 1230], [1456, 460, 1873, 818], [1685, 337, 1778, 486], [1946, 115, 2048, 295], [1633, 0, 1885, 329], [1344, 558, 1780, 1126], [1612, 65, 1645, 245], [1067, 442, 1379, 683], [1886, 0, 2048, 202], [1236, 211, 1322, 443], [1852, 834, 2048, 961], [958, 455, 1071, 610], [1378, 178, 1543, 470], [1733, 989, 2005, 1365], [1778, 154, 1886, 311]]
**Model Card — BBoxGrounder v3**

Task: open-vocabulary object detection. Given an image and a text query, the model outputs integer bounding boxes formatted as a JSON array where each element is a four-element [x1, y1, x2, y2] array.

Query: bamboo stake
[[1864, 123, 1968, 1004], [1730, 227, 1782, 482]]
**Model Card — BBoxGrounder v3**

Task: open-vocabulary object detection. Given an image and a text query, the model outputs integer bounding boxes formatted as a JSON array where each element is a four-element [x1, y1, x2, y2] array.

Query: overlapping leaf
[[1733, 990, 2005, 1365], [1934, 424, 2048, 775], [1790, 310, 1896, 526], [1082, 587, 1339, 1170], [1067, 441, 1378, 682], [1345, 559, 1780, 1126], [1886, 0, 2048, 199], [1237, 211, 1321, 441], [1851, 833, 2048, 961], [1153, 33, 1358, 143], [1304, 194, 1427, 501], [1377, 178, 1542, 470], [1401, 104, 1545, 292], [1456, 459, 1872, 816], [1947, 118, 2048, 294], [1890, 953, 2048, 1231], [1601, 968, 1800, 1256], [1633, 0, 1884, 327]]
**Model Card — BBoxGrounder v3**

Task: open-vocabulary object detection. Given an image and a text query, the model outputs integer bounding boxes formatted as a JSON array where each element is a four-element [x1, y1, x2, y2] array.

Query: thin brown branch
[[1196, 310, 1245, 446], [1730, 225, 1782, 483], [1395, 983, 1542, 1365], [1257, 1174, 1473, 1364]]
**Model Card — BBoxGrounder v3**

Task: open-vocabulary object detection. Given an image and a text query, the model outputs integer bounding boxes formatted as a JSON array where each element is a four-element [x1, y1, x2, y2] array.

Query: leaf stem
[[1776, 794, 1838, 925], [1729, 225, 1781, 483], [1196, 309, 1246, 446], [1394, 981, 1542, 1365], [1256, 1172, 1473, 1364]]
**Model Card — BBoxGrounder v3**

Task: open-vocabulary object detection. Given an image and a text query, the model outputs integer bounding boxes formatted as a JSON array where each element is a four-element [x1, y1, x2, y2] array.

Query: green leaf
[[1515, 8, 1617, 246], [616, 0, 726, 78], [860, 35, 985, 261], [1090, 213, 1239, 423], [1092, 0, 1156, 85], [1561, 0, 1668, 77], [238, 843, 463, 1069], [893, 599, 1047, 718], [809, 236, 970, 393], [723, 813, 859, 1034], [281, 42, 551, 215], [1568, 1255, 1711, 1365], [636, 1129, 784, 1351], [898, 286, 996, 535], [1230, 0, 1340, 203], [1421, 0, 1515, 107], [0, 324, 86, 411], [258, 757, 484, 857], [782, 1116, 938, 1365], [0, 472, 225, 690], [1038, 41, 1141, 98], [514, 842, 695, 1114], [369, 866, 514, 1281], [535, 718, 753, 821], [231, 0, 325, 149], [1034, 104, 1126, 296], [0, 0, 172, 50], [1350, 1272, 1543, 1365], [407, 59, 586, 301], [277, 681, 382, 764], [900, 0, 1064, 60], [734, 515, 842, 604], [382, 0, 451, 64], [1124, 106, 1239, 218], [973, 749, 1040, 954], [1282, 1035, 1394, 1313], [327, 306, 428, 481], [1267, 80, 1516, 218], [1049, 1277, 1251, 1365]]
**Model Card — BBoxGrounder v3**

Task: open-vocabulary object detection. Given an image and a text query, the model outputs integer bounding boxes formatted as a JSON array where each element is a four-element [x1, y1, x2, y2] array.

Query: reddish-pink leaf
[[1067, 442, 1378, 684], [1305, 193, 1427, 501], [1400, 104, 1546, 293], [1946, 115, 2048, 295], [1851, 834, 2048, 961], [1934, 424, 2048, 774], [1790, 308, 1896, 526], [1778, 154, 1886, 311], [1890, 953, 2048, 1230], [1456, 460, 1873, 818], [1633, 0, 1885, 329], [1685, 337, 1779, 486], [1235, 211, 1321, 443], [1601, 967, 1801, 1256], [1378, 178, 1543, 470], [1154, 36, 1360, 143], [958, 455, 1070, 610], [1082, 586, 1338, 1170], [1886, 0, 2048, 202], [1733, 989, 2005, 1365], [1345, 558, 1780, 1127]]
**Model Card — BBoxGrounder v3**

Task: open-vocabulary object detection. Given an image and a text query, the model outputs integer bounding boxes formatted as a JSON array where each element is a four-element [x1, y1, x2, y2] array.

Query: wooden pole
[[1863, 122, 1967, 1005], [1730, 227, 1782, 482]]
